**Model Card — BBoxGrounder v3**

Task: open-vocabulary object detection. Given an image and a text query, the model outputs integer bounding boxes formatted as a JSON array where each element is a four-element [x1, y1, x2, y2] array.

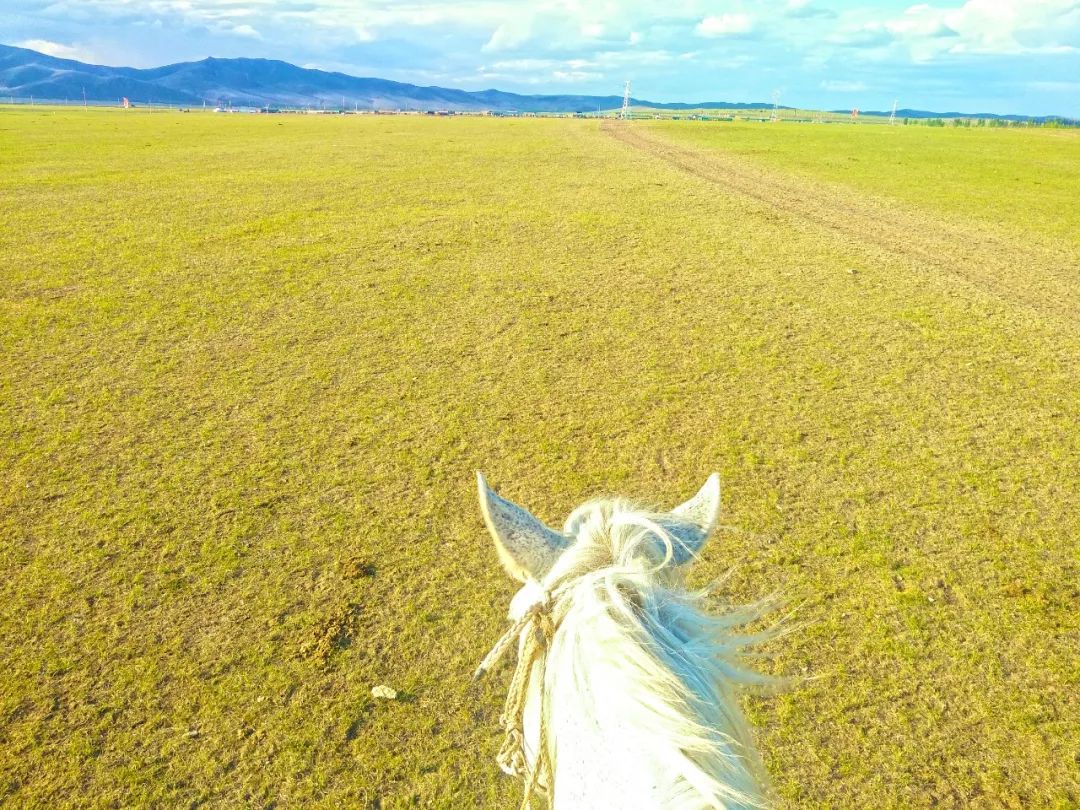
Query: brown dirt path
[[602, 121, 1078, 327]]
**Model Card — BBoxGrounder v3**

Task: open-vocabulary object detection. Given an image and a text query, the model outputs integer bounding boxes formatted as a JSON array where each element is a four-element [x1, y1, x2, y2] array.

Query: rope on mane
[[475, 583, 566, 810]]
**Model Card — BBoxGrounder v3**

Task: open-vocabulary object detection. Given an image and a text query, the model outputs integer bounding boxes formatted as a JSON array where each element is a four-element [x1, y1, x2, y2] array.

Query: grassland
[[1, 108, 1077, 808], [642, 119, 1080, 246]]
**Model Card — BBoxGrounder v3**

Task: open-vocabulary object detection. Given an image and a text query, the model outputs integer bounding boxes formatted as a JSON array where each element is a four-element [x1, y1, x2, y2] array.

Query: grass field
[[1, 108, 1077, 808], [642, 119, 1080, 246]]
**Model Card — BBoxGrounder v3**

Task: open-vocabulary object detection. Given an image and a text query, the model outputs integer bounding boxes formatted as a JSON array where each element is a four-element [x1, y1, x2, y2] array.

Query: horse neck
[[536, 574, 766, 809]]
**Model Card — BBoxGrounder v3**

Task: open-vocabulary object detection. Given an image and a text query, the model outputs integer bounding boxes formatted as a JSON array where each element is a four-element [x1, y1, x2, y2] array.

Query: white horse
[[475, 473, 775, 810]]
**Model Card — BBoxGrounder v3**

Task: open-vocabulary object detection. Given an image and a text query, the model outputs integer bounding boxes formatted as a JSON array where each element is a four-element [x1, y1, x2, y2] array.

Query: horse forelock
[[528, 497, 774, 809]]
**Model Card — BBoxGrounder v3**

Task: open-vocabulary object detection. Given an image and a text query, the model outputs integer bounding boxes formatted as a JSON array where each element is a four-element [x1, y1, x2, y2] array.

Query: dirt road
[[602, 121, 1078, 327]]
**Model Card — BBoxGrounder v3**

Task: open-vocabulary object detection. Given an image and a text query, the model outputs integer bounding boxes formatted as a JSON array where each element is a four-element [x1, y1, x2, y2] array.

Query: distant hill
[[0, 43, 771, 112], [833, 107, 1067, 123], [0, 43, 1070, 120]]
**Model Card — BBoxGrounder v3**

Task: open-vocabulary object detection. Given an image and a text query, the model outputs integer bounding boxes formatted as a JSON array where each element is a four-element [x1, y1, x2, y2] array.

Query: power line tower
[[889, 98, 898, 125], [620, 81, 631, 120], [771, 90, 781, 122]]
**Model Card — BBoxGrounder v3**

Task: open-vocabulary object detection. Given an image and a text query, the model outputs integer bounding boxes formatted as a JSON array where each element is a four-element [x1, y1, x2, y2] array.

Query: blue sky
[[4, 1, 1079, 115]]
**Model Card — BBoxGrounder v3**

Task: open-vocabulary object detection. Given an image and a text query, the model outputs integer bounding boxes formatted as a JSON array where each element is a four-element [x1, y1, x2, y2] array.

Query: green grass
[[641, 119, 1080, 246], [1, 107, 1077, 808]]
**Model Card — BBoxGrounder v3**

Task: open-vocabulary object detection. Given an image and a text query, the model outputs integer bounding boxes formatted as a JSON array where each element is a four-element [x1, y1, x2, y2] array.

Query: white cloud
[[475, 55, 601, 85], [17, 39, 95, 61], [886, 4, 953, 37], [482, 18, 534, 52], [785, 0, 836, 19], [226, 23, 261, 38], [827, 23, 894, 48], [695, 13, 753, 37], [629, 31, 643, 45], [487, 54, 637, 74], [820, 79, 867, 92], [490, 58, 563, 71], [1027, 80, 1080, 92], [866, 0, 1080, 57], [552, 70, 600, 82]]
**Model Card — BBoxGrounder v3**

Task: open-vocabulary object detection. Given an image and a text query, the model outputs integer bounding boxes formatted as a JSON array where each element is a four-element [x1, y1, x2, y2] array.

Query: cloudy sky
[[4, 0, 1079, 115]]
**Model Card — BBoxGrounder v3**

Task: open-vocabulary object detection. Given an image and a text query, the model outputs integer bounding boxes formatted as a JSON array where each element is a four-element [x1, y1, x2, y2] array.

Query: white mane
[[512, 498, 775, 809]]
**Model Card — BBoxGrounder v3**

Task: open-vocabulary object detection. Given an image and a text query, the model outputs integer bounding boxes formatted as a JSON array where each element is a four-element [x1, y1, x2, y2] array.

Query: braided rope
[[475, 588, 560, 810]]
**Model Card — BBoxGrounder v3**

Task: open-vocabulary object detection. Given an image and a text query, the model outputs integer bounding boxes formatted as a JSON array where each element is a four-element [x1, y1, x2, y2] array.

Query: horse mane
[[537, 498, 776, 809]]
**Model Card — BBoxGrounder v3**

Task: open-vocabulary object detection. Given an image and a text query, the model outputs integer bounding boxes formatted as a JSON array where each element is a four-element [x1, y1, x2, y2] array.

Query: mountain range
[[0, 43, 1067, 121], [0, 43, 771, 113]]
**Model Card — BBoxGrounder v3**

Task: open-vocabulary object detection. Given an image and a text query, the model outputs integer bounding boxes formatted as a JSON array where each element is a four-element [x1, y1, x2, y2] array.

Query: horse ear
[[668, 473, 722, 563], [477, 472, 569, 583]]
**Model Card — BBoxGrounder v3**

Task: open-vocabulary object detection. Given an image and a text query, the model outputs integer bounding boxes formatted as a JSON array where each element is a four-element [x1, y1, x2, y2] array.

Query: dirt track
[[602, 121, 1078, 326]]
